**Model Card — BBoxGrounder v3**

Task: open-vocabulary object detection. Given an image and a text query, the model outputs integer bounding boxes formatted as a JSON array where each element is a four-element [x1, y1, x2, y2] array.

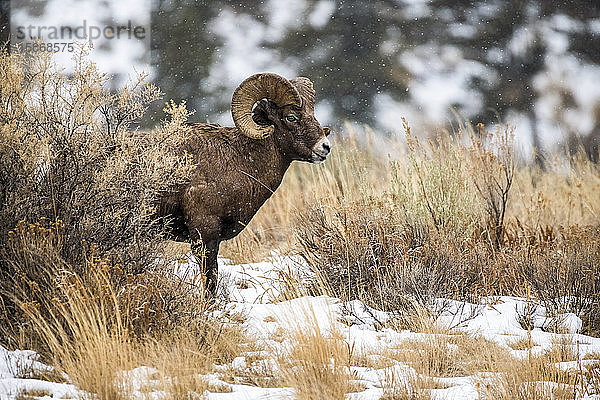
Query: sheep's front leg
[[190, 238, 220, 297], [204, 240, 220, 296]]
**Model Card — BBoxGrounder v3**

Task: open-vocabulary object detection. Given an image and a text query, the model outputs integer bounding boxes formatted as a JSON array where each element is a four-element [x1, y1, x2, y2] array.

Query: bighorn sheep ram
[[159, 73, 331, 294]]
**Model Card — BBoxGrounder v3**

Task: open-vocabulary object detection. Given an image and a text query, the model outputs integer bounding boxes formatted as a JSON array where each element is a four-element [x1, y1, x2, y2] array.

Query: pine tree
[[151, 0, 222, 122], [271, 0, 409, 126]]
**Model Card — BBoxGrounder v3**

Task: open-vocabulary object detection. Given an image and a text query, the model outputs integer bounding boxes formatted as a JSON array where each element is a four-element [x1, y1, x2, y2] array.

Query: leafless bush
[[296, 197, 482, 311], [468, 123, 515, 249], [519, 226, 600, 336], [0, 46, 193, 272], [0, 47, 197, 346]]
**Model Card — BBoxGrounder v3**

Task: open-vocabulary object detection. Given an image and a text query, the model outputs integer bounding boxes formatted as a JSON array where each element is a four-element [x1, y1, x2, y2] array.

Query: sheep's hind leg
[[191, 239, 220, 297]]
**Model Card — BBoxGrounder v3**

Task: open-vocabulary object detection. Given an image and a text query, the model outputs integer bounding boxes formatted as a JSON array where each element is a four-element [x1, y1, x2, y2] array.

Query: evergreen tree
[[151, 0, 221, 122], [273, 0, 408, 126]]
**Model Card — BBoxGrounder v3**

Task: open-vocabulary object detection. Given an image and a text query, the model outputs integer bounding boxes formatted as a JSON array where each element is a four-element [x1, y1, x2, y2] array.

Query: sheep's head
[[231, 73, 331, 164]]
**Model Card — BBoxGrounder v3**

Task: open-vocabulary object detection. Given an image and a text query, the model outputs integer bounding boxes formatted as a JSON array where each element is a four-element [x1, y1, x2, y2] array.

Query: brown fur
[[158, 97, 330, 294]]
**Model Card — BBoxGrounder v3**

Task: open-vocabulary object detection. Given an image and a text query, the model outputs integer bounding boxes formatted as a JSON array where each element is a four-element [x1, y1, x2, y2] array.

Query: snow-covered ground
[[2, 253, 600, 399]]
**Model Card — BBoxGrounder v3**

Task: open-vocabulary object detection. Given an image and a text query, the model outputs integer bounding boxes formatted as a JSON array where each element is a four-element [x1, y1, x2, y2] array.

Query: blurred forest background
[[5, 0, 600, 159], [151, 0, 600, 160]]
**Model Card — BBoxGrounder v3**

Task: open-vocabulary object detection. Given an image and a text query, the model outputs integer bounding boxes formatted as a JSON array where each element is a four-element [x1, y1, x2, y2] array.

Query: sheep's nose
[[319, 138, 331, 155], [312, 137, 331, 163]]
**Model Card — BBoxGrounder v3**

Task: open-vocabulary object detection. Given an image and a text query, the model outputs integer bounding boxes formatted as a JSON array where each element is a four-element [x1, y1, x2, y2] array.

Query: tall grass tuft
[[279, 305, 354, 400], [2, 218, 242, 398]]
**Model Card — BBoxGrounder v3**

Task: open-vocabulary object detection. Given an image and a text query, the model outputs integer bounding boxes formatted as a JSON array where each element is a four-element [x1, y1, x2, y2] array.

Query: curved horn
[[231, 73, 302, 139], [290, 77, 315, 114]]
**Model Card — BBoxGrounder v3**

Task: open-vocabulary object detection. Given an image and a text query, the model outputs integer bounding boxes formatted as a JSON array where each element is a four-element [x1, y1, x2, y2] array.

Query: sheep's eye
[[285, 115, 298, 123]]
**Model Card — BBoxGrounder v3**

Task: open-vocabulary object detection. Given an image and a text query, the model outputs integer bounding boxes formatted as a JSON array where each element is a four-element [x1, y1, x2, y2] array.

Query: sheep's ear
[[251, 99, 272, 126]]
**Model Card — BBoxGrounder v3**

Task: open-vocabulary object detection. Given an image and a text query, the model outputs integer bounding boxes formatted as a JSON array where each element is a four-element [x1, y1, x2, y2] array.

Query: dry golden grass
[[15, 389, 52, 400], [508, 152, 600, 230], [387, 333, 514, 378], [221, 357, 282, 388], [5, 234, 243, 399], [384, 302, 448, 334], [477, 338, 585, 400], [380, 369, 433, 400], [584, 352, 600, 360], [478, 358, 578, 400], [33, 283, 241, 399], [587, 361, 600, 395], [507, 334, 535, 351], [375, 333, 591, 399], [545, 335, 580, 363], [139, 328, 241, 398], [278, 305, 354, 400]]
